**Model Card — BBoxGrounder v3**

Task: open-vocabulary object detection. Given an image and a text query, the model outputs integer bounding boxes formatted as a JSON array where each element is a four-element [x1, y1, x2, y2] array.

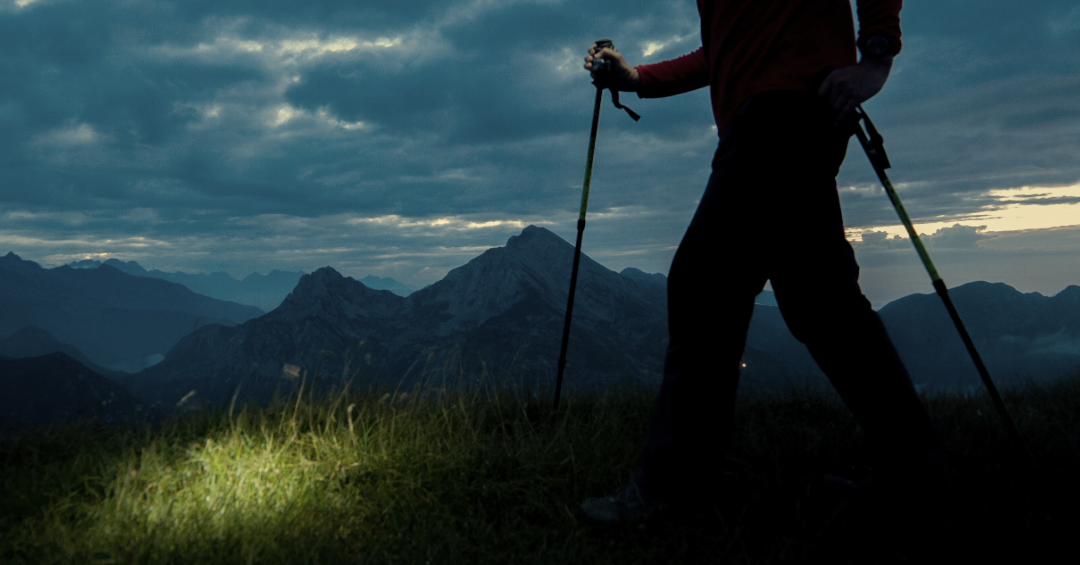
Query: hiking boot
[[578, 473, 721, 527], [578, 479, 664, 526]]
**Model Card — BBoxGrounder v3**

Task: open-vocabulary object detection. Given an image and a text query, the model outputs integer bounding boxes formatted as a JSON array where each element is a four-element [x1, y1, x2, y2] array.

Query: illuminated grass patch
[[1, 375, 1077, 564]]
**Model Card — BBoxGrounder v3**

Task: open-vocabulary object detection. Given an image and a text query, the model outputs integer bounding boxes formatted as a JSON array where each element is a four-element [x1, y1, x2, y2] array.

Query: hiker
[[578, 1, 951, 529]]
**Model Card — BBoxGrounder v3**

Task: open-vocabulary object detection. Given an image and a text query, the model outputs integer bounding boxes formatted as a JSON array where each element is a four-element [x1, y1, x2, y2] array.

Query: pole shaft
[[554, 87, 604, 411], [876, 174, 942, 283], [579, 88, 604, 221], [853, 111, 1037, 469]]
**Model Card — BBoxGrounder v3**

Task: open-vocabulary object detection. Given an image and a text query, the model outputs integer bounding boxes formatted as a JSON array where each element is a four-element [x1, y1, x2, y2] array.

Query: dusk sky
[[2, 0, 1079, 307]]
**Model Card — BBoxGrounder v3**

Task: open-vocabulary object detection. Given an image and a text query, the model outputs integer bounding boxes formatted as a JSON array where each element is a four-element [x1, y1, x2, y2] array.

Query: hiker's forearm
[[635, 47, 710, 99]]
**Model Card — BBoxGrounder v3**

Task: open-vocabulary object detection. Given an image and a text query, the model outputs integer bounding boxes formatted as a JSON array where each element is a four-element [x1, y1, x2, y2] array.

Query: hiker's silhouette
[[580, 0, 951, 528]]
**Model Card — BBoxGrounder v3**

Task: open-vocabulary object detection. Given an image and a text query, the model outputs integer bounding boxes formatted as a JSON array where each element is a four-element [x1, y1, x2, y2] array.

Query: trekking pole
[[852, 106, 1038, 470], [553, 39, 640, 412]]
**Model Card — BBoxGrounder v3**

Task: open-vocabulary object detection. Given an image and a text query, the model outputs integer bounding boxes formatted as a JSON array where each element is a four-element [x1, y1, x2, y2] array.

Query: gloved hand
[[818, 53, 893, 124], [584, 44, 641, 92]]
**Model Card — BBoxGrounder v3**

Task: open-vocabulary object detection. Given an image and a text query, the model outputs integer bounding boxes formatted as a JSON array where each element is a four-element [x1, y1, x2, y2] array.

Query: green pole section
[[877, 175, 941, 283], [579, 88, 604, 222]]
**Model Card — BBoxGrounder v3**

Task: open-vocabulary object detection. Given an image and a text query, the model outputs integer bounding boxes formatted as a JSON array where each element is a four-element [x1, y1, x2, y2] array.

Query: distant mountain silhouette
[[880, 282, 1080, 393], [0, 353, 144, 429], [620, 267, 666, 296], [124, 267, 406, 408], [46, 230, 1080, 410], [0, 325, 122, 378], [718, 281, 1080, 394], [726, 280, 1080, 394], [69, 259, 416, 307], [69, 258, 306, 312], [360, 275, 415, 296], [1, 252, 264, 372]]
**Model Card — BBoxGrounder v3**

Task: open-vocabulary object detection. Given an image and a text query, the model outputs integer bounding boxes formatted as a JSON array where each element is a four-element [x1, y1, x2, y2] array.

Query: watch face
[[867, 36, 890, 56]]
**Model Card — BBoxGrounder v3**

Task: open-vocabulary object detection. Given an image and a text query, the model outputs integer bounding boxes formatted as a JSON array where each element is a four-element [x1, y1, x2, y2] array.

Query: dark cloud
[[440, 3, 578, 51]]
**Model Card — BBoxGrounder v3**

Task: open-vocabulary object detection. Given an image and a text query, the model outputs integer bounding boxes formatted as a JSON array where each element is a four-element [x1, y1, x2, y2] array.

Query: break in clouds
[[1, 0, 1079, 301]]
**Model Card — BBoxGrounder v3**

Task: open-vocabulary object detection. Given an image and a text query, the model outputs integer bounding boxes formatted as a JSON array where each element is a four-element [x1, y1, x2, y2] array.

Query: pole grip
[[590, 39, 640, 121]]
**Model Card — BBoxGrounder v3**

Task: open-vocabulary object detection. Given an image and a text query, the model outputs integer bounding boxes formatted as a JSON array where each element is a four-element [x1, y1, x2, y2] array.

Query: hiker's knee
[[776, 286, 876, 346]]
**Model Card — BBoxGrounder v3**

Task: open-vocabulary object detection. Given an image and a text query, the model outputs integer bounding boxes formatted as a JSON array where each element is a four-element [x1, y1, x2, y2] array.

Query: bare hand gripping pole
[[553, 39, 639, 412], [852, 106, 1037, 470]]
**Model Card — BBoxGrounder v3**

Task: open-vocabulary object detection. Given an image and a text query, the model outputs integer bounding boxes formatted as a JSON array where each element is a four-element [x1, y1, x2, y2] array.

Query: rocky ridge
[[130, 226, 673, 408]]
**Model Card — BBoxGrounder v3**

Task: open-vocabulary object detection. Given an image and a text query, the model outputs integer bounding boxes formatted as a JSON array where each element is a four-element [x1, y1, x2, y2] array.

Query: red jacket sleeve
[[633, 47, 710, 99], [856, 0, 903, 55]]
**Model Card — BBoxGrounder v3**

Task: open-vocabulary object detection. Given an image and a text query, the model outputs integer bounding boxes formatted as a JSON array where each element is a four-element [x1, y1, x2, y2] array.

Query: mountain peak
[[506, 225, 571, 251], [1054, 285, 1080, 299], [0, 252, 42, 273], [2, 324, 58, 342], [0, 325, 65, 356], [102, 258, 148, 277], [283, 267, 347, 301], [406, 224, 663, 335], [310, 265, 343, 281], [64, 257, 150, 276], [271, 266, 403, 323]]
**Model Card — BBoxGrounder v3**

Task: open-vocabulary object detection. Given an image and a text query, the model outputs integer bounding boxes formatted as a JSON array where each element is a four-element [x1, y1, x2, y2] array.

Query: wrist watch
[[865, 35, 891, 57]]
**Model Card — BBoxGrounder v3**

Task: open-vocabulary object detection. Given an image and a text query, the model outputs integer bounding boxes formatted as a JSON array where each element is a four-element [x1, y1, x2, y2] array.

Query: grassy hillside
[[1, 373, 1077, 564]]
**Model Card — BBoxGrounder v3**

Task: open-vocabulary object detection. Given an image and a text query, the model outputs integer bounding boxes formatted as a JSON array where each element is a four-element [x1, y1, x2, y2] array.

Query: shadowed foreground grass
[[1, 374, 1078, 564]]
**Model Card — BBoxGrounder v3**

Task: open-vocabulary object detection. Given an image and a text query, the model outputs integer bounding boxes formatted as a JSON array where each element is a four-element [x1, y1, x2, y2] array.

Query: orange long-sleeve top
[[635, 0, 903, 134]]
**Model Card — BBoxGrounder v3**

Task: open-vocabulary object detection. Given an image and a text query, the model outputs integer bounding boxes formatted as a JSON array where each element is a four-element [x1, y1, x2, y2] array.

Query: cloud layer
[[1, 0, 1078, 301]]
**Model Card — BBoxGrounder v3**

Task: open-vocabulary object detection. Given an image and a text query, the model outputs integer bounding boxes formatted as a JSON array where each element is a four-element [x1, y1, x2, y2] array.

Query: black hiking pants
[[639, 91, 943, 496]]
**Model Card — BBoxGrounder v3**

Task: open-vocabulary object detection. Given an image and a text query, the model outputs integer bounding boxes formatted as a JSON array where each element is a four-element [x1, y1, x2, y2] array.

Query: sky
[[2, 0, 1079, 307]]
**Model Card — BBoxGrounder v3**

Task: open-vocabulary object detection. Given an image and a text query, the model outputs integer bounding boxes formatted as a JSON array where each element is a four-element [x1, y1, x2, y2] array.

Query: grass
[[1, 373, 1078, 564]]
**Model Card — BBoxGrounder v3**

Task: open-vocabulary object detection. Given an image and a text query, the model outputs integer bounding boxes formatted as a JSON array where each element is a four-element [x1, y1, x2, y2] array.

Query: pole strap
[[593, 79, 640, 121]]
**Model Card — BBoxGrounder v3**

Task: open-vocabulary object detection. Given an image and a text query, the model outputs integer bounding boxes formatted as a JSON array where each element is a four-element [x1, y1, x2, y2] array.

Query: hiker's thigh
[[766, 151, 872, 342], [748, 94, 863, 339], [770, 223, 875, 345], [654, 131, 768, 450], [667, 125, 771, 343]]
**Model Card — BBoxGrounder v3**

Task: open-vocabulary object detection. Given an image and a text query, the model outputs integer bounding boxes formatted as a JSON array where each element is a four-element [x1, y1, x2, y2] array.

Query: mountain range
[[121, 225, 1080, 410], [3, 225, 1079, 424], [0, 325, 122, 379], [124, 226, 673, 408], [0, 252, 264, 372], [68, 259, 414, 310], [881, 282, 1080, 393]]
